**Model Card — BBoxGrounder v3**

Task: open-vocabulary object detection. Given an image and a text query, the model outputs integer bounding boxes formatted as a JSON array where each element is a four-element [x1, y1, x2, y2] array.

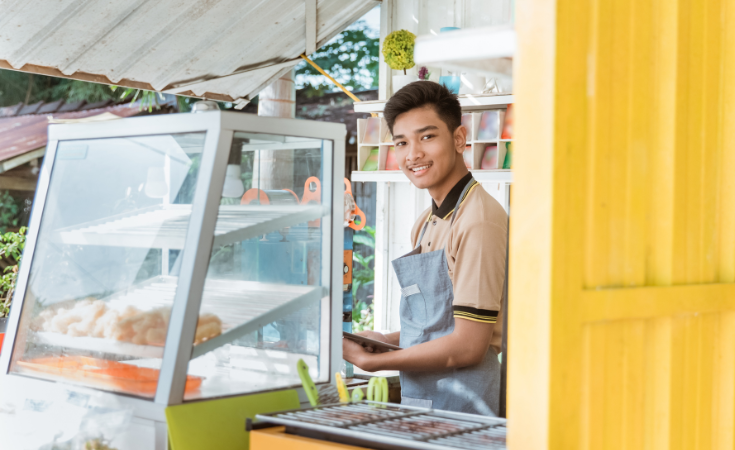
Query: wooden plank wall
[[510, 0, 735, 448]]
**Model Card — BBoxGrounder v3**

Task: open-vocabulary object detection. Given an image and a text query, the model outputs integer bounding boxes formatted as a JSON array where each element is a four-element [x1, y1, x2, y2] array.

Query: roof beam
[[305, 0, 317, 55], [0, 148, 45, 174]]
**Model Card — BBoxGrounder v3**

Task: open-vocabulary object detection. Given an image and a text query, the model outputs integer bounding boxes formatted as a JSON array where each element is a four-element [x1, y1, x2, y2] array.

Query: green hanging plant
[[382, 30, 416, 74]]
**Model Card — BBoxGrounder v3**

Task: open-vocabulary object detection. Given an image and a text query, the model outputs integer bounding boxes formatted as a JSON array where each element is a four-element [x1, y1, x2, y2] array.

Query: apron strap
[[414, 177, 476, 249], [415, 221, 430, 250], [450, 177, 476, 226]]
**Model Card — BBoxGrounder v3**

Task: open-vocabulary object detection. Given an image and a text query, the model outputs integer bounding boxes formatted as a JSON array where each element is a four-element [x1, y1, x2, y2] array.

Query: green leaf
[[353, 253, 373, 269], [353, 269, 374, 282], [362, 226, 376, 239], [352, 234, 375, 248]]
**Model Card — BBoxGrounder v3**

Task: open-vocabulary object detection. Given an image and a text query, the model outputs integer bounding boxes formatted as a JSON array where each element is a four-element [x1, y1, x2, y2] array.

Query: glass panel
[[9, 133, 207, 399], [184, 131, 332, 401]]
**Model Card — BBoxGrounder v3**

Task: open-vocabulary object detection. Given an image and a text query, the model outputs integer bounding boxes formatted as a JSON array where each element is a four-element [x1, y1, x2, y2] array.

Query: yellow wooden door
[[509, 0, 735, 448]]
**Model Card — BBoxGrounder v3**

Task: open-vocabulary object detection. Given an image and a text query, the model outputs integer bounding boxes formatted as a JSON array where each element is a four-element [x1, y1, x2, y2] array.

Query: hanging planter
[[382, 30, 418, 95]]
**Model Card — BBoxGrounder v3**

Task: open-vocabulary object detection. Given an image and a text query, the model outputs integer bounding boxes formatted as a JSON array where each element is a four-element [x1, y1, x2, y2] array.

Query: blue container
[[440, 76, 461, 94], [439, 27, 462, 94]]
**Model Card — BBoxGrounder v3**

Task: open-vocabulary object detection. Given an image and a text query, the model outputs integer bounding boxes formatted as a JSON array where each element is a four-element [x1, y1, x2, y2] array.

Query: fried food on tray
[[33, 300, 222, 346], [194, 313, 223, 344]]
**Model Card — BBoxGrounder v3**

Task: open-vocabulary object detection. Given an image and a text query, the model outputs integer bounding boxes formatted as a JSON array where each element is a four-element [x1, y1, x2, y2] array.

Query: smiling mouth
[[409, 164, 431, 173]]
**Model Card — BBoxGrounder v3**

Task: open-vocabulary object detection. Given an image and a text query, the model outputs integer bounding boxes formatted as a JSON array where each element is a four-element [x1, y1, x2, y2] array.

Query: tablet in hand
[[343, 331, 402, 352]]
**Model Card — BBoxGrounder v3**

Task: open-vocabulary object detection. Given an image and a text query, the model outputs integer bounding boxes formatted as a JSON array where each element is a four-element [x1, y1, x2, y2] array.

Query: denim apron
[[391, 178, 500, 416]]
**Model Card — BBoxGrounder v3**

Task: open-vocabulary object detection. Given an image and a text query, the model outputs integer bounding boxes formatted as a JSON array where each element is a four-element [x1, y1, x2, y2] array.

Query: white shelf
[[351, 170, 512, 183], [30, 276, 326, 360], [414, 25, 516, 78], [32, 332, 166, 358], [58, 204, 328, 249], [354, 94, 514, 114]]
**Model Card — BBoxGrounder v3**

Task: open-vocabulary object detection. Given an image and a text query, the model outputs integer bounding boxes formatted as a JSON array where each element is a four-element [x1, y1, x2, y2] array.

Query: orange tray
[[17, 356, 203, 397]]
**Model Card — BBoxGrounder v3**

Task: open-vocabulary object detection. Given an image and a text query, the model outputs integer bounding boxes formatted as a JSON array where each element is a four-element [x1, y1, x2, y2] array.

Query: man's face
[[392, 106, 464, 190]]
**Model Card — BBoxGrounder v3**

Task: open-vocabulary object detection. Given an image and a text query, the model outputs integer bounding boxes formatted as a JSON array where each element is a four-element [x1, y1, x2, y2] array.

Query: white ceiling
[[0, 0, 379, 102]]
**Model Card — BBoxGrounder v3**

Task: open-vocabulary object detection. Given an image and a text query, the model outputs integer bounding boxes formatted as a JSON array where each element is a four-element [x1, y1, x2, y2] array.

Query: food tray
[[255, 401, 507, 450], [32, 276, 325, 359]]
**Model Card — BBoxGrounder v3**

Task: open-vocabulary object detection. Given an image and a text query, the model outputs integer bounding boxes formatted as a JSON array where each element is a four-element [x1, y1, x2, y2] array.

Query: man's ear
[[454, 125, 468, 154]]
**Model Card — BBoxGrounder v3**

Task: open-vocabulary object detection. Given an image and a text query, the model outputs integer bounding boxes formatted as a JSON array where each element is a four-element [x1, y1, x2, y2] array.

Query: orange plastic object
[[301, 177, 321, 205], [241, 188, 270, 205], [281, 189, 300, 203], [16, 356, 203, 398], [344, 179, 366, 231], [251, 426, 368, 450], [302, 177, 322, 227], [0, 333, 4, 353]]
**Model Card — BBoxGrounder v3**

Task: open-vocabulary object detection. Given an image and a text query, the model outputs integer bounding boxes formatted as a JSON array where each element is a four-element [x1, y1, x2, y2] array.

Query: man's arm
[[343, 318, 493, 372]]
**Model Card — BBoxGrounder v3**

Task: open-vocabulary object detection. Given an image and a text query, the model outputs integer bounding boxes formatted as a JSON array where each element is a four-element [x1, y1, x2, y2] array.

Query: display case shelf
[[30, 276, 325, 360], [58, 204, 328, 249]]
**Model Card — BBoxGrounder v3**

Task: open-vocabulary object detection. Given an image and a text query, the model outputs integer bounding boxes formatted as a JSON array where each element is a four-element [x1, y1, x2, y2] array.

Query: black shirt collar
[[431, 172, 473, 219]]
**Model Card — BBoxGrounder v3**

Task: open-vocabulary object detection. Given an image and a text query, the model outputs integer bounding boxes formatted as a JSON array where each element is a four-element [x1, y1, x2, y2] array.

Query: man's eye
[[395, 141, 406, 146], [421, 134, 434, 140]]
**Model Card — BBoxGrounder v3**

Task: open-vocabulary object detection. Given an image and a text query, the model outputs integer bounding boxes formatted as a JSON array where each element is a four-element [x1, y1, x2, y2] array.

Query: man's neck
[[429, 165, 470, 208]]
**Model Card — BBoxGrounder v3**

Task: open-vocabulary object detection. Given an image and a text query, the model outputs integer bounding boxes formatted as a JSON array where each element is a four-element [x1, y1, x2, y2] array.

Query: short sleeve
[[448, 199, 507, 324]]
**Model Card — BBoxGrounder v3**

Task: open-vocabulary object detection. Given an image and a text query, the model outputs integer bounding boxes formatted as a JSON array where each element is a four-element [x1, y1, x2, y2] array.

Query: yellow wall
[[510, 0, 735, 448]]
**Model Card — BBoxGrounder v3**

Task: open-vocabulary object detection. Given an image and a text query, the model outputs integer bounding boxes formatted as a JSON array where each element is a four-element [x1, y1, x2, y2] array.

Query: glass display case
[[0, 111, 344, 410]]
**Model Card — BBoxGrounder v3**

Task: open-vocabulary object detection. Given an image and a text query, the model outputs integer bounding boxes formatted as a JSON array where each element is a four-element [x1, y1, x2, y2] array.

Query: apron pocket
[[401, 396, 433, 409], [400, 285, 427, 337]]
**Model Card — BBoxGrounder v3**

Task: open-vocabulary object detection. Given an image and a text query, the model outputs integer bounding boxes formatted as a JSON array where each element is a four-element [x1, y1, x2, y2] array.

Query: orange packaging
[[17, 356, 203, 398], [343, 250, 353, 285]]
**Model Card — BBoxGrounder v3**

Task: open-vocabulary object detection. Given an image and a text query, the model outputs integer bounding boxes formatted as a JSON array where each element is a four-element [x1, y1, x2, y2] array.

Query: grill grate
[[256, 401, 507, 450], [429, 424, 508, 449]]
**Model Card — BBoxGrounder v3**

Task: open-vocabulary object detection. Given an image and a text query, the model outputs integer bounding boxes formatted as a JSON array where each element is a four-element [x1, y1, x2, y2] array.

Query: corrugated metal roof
[[0, 0, 379, 103]]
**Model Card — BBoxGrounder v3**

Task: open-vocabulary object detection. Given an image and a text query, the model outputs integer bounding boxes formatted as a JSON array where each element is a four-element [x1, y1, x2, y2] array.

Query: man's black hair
[[383, 81, 462, 135]]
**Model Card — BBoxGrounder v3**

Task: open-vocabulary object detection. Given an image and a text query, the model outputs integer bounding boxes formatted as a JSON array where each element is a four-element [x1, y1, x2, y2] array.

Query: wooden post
[[256, 70, 295, 191]]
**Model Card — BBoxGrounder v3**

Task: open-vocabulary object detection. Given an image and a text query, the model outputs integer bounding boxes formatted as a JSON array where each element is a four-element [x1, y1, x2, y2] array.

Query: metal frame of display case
[[0, 111, 345, 420]]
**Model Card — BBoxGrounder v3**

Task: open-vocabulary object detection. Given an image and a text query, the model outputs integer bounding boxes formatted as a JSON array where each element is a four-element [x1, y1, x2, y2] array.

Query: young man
[[343, 81, 507, 416]]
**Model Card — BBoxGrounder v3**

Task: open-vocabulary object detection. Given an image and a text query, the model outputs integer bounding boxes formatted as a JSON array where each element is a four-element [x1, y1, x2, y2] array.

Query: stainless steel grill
[[255, 401, 507, 450]]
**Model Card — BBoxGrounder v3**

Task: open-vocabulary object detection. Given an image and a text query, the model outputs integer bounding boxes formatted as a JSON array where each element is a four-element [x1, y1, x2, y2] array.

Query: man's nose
[[406, 143, 423, 162]]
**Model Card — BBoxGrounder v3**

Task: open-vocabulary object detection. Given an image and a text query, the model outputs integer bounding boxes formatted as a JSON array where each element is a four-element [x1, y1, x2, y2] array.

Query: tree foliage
[[0, 71, 118, 107], [296, 21, 379, 97], [0, 70, 192, 111], [352, 226, 376, 331], [0, 227, 26, 318]]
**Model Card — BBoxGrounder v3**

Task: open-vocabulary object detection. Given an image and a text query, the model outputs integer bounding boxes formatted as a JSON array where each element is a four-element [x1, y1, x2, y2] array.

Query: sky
[[361, 5, 381, 39]]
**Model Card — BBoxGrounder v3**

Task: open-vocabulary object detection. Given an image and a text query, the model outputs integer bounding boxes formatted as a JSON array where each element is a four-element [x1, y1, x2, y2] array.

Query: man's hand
[[355, 330, 390, 353], [343, 337, 371, 367], [346, 319, 495, 373], [357, 330, 389, 343]]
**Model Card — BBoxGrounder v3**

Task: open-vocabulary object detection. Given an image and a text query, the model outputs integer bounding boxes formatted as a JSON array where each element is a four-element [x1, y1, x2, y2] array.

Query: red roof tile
[[0, 103, 141, 164]]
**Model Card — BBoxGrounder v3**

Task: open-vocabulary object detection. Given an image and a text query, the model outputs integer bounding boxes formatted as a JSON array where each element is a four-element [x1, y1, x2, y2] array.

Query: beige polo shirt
[[410, 175, 507, 353]]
